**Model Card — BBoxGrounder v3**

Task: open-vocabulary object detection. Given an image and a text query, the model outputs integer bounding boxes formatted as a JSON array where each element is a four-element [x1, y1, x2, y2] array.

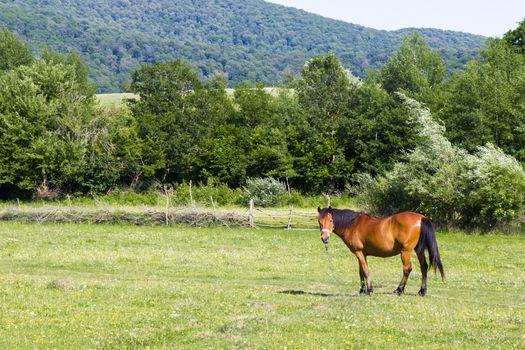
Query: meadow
[[1, 222, 524, 349], [95, 89, 285, 108], [96, 93, 138, 108]]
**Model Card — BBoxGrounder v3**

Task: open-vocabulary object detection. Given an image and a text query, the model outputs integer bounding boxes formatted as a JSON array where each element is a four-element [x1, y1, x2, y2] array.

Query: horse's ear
[[317, 206, 321, 213], [328, 206, 333, 213]]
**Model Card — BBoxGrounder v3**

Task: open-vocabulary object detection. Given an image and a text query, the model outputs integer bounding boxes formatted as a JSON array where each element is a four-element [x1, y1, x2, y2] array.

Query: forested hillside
[[0, 0, 486, 92], [1, 16, 525, 228]]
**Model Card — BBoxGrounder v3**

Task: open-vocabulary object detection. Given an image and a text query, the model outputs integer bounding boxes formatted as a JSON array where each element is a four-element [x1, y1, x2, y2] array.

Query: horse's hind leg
[[416, 250, 428, 296], [394, 250, 412, 295]]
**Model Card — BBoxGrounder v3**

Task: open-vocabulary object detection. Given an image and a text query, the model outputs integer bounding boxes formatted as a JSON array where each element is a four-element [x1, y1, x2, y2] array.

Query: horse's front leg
[[358, 263, 366, 294], [355, 251, 372, 295]]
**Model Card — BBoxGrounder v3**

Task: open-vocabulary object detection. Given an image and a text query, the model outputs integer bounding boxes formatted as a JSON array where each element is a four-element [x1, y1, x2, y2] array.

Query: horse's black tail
[[416, 218, 445, 281]]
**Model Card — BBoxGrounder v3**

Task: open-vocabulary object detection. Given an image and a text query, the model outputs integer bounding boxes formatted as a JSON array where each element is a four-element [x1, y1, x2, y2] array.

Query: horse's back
[[391, 211, 425, 221], [358, 212, 425, 256]]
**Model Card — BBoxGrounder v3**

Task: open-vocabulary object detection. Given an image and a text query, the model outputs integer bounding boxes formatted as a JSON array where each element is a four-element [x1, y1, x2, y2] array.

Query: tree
[[379, 33, 445, 100], [0, 27, 33, 72], [82, 106, 152, 192], [41, 48, 96, 97], [436, 38, 525, 160], [0, 56, 97, 193], [128, 60, 203, 182], [504, 18, 525, 54], [297, 53, 354, 131], [199, 125, 248, 187], [294, 53, 356, 191], [342, 79, 418, 175], [232, 82, 273, 128]]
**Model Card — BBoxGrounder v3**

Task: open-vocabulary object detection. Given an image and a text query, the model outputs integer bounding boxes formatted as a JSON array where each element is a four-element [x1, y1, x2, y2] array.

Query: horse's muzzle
[[320, 228, 331, 244]]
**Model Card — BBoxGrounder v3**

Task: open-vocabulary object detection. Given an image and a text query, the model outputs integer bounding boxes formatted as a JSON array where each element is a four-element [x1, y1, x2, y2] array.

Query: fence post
[[326, 194, 331, 208], [287, 206, 294, 230], [210, 196, 217, 211], [286, 177, 292, 199], [249, 199, 255, 227], [189, 180, 196, 210], [165, 187, 171, 226]]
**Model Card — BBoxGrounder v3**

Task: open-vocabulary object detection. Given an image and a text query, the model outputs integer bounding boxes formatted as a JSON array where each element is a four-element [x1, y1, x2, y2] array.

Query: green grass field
[[1, 222, 524, 349], [95, 89, 288, 109], [96, 93, 137, 108]]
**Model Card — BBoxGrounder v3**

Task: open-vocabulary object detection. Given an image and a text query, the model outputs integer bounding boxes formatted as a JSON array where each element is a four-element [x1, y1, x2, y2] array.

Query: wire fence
[[248, 199, 318, 230], [0, 196, 319, 229]]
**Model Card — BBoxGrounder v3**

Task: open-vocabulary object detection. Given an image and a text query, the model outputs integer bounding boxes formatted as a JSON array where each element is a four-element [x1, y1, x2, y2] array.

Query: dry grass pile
[[0, 206, 246, 226]]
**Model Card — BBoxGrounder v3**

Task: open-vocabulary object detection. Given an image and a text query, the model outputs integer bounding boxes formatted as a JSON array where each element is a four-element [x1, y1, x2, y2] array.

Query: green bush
[[464, 144, 525, 228], [70, 183, 243, 208], [286, 189, 358, 209], [241, 177, 286, 207], [352, 95, 525, 230], [95, 189, 161, 206], [173, 181, 242, 207], [349, 172, 413, 217]]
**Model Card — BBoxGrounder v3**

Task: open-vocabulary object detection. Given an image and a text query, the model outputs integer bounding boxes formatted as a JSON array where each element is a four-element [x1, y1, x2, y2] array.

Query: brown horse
[[317, 207, 444, 296]]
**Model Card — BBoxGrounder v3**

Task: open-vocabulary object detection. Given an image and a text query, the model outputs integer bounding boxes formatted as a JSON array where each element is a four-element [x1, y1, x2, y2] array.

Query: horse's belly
[[363, 237, 402, 257], [366, 248, 400, 258]]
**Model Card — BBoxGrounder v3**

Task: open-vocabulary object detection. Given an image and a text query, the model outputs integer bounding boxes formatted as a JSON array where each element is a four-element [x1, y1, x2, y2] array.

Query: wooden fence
[[248, 199, 318, 230]]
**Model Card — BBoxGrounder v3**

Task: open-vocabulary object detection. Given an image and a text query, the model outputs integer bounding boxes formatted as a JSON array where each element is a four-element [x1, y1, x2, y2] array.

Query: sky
[[266, 0, 525, 37]]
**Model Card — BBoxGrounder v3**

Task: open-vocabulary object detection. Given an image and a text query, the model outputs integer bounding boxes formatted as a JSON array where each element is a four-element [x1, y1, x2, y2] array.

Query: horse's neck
[[333, 210, 360, 236]]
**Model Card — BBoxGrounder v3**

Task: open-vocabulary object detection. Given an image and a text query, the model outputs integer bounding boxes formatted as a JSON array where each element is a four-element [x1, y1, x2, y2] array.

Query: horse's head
[[317, 206, 334, 244]]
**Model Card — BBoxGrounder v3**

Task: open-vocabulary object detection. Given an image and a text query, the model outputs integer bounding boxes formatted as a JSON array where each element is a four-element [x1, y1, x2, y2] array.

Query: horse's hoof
[[393, 286, 404, 296], [418, 288, 427, 296]]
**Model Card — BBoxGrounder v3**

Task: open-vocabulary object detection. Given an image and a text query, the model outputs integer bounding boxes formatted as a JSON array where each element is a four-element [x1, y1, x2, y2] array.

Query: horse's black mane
[[319, 207, 362, 229]]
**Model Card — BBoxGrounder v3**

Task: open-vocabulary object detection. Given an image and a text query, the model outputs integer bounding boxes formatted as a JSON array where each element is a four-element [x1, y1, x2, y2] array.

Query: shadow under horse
[[317, 207, 445, 296]]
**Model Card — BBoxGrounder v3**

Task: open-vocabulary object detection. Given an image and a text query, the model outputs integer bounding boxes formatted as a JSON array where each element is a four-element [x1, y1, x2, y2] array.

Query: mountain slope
[[0, 0, 486, 92]]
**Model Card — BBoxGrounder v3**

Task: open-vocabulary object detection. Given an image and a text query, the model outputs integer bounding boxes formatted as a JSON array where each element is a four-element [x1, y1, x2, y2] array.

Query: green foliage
[[41, 48, 96, 97], [286, 190, 357, 209], [173, 181, 242, 207], [342, 79, 418, 175], [294, 54, 355, 191], [435, 38, 525, 161], [379, 33, 446, 99], [464, 144, 525, 228], [87, 189, 162, 207], [127, 64, 299, 189], [1, 18, 525, 231], [241, 177, 286, 207], [298, 53, 354, 130], [199, 125, 249, 187], [0, 1, 486, 92], [81, 106, 149, 193], [0, 26, 32, 72], [128, 60, 204, 182], [0, 57, 95, 192], [504, 18, 525, 54], [0, 36, 150, 196], [353, 96, 525, 229], [234, 84, 295, 181]]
